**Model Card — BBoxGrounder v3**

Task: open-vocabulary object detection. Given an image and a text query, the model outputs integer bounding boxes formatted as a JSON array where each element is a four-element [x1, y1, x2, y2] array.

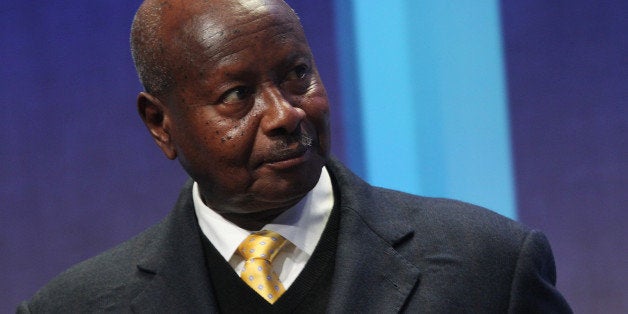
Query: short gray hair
[[130, 2, 175, 96]]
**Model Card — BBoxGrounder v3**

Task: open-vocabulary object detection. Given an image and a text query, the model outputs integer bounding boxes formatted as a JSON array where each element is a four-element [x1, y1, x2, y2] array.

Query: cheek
[[213, 113, 261, 164], [173, 112, 222, 156], [306, 85, 330, 124], [309, 102, 330, 135], [302, 94, 331, 154], [300, 81, 329, 116]]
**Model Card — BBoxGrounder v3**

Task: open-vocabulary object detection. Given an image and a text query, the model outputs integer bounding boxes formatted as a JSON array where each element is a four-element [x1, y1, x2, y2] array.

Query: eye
[[220, 86, 253, 104], [282, 64, 311, 95], [286, 64, 310, 81]]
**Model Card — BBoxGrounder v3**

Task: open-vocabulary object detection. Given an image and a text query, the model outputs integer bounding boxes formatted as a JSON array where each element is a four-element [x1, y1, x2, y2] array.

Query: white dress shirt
[[193, 167, 334, 288]]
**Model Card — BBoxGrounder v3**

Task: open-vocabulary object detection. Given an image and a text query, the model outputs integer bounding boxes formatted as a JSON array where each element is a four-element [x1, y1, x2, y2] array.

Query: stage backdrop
[[1, 0, 626, 312]]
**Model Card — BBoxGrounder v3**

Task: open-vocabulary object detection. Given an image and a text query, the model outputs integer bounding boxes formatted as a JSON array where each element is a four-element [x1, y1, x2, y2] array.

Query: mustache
[[271, 132, 314, 150], [299, 133, 313, 147], [263, 132, 316, 163]]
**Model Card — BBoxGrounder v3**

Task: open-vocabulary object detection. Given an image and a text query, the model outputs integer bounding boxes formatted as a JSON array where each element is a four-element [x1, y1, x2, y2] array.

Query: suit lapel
[[127, 160, 421, 312], [129, 180, 219, 312], [326, 159, 422, 312], [328, 210, 421, 313]]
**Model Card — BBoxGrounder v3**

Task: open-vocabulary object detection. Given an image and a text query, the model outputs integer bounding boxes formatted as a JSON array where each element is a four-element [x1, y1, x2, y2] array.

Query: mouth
[[258, 133, 315, 169]]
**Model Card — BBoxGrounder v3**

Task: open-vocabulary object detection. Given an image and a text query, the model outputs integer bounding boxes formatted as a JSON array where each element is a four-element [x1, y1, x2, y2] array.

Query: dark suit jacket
[[18, 158, 572, 313]]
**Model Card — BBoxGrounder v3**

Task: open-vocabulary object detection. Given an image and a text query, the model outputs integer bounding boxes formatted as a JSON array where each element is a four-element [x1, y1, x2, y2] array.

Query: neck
[[200, 188, 308, 231], [218, 206, 290, 230]]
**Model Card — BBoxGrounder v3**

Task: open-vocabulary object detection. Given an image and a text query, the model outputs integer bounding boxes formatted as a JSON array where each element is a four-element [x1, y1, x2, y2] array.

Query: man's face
[[156, 1, 330, 217]]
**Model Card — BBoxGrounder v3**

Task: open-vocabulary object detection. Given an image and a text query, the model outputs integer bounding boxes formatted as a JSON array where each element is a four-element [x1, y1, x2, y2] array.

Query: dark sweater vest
[[201, 202, 340, 313]]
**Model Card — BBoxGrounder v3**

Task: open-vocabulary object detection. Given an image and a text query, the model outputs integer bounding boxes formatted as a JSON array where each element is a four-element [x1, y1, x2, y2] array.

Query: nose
[[259, 86, 306, 135]]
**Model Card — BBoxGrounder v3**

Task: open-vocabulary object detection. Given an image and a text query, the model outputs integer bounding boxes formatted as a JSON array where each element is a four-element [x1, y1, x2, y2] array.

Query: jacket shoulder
[[22, 221, 164, 312], [327, 157, 529, 244], [375, 186, 529, 240]]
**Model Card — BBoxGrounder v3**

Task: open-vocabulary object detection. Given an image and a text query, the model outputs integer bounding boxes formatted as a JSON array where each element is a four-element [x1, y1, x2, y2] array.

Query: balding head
[[130, 0, 300, 97], [133, 0, 329, 228]]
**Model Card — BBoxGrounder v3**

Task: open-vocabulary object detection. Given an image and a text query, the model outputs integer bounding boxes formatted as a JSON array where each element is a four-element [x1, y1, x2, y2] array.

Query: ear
[[137, 92, 177, 160]]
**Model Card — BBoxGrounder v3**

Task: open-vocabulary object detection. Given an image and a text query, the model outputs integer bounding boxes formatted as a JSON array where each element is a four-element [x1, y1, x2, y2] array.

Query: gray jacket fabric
[[18, 158, 572, 313]]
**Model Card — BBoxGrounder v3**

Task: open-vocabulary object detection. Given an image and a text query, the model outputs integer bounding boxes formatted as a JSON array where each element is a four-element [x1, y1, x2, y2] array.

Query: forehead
[[176, 0, 307, 65]]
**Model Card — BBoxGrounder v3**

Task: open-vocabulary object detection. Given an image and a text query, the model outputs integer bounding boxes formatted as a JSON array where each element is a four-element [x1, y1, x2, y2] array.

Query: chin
[[265, 179, 315, 202], [255, 170, 320, 205]]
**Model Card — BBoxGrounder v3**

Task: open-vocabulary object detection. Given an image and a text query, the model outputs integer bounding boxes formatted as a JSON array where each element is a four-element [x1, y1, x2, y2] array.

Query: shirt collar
[[193, 167, 334, 261]]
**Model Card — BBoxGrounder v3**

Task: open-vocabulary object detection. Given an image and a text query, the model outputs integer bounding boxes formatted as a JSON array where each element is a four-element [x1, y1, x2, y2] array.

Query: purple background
[[1, 1, 626, 312], [502, 1, 627, 312]]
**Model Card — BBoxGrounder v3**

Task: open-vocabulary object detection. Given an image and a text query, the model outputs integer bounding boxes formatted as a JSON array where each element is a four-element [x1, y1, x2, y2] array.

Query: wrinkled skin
[[137, 0, 330, 229]]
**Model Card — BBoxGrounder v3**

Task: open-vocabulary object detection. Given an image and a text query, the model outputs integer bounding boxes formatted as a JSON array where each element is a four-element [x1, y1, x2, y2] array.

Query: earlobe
[[137, 92, 177, 160]]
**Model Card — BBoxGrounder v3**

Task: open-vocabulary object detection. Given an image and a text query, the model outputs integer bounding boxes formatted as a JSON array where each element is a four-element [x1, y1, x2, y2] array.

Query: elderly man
[[19, 0, 572, 312]]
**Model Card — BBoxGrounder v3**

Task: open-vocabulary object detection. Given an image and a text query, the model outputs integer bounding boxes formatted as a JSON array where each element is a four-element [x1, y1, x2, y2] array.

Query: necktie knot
[[238, 230, 287, 262], [237, 230, 288, 304]]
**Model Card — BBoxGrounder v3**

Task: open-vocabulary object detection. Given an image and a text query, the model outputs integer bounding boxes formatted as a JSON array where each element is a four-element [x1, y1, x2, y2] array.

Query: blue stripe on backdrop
[[333, 0, 366, 178], [343, 0, 516, 218]]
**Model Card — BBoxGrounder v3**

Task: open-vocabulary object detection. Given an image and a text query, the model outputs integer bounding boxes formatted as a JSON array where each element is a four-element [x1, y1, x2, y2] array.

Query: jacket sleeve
[[16, 301, 31, 314], [508, 230, 573, 313]]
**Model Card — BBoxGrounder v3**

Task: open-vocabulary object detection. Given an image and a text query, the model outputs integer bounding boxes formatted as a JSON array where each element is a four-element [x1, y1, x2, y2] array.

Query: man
[[19, 0, 572, 312]]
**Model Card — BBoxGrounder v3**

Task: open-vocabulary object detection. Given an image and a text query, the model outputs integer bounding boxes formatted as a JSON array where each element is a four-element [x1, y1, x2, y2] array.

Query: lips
[[263, 142, 309, 165], [256, 131, 317, 168]]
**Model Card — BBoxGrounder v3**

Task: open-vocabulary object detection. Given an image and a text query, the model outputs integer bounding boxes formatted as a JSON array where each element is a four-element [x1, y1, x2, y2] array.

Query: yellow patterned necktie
[[237, 230, 288, 304]]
